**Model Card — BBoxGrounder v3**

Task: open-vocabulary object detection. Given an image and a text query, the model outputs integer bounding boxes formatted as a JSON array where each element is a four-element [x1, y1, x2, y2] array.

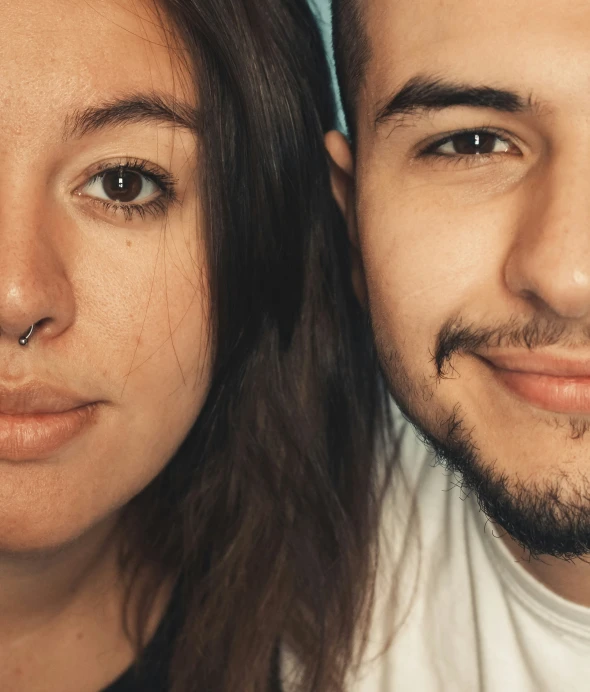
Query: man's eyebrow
[[63, 92, 200, 140], [375, 76, 535, 126]]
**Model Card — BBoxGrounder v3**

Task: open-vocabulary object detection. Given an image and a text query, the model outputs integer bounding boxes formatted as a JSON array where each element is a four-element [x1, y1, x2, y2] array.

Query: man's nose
[[504, 158, 590, 320], [0, 194, 75, 347]]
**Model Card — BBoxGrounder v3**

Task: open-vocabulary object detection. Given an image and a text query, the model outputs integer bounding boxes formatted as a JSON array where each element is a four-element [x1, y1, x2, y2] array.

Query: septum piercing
[[18, 325, 35, 347]]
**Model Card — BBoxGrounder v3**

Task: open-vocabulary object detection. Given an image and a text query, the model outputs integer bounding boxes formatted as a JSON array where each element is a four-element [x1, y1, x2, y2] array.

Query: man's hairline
[[332, 0, 372, 139]]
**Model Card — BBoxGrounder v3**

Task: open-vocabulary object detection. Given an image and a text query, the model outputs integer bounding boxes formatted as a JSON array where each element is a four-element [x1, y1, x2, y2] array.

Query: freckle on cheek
[[126, 240, 132, 248]]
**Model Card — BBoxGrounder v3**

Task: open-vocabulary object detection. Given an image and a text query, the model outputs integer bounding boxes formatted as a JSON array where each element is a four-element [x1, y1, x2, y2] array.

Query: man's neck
[[502, 532, 590, 608]]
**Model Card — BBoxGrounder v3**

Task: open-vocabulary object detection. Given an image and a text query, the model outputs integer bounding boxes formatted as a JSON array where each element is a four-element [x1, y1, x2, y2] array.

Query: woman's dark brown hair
[[119, 1, 391, 689]]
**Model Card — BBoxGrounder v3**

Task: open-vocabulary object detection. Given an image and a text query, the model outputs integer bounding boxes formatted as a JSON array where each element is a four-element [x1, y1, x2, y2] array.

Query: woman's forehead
[[0, 0, 193, 134]]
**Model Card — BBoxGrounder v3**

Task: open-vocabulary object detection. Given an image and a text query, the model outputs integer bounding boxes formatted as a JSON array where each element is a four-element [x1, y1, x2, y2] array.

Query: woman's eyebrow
[[375, 75, 539, 127], [63, 91, 200, 140]]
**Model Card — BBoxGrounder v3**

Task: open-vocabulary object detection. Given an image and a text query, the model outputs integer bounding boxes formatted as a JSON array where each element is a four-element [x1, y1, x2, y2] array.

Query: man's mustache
[[433, 315, 590, 378]]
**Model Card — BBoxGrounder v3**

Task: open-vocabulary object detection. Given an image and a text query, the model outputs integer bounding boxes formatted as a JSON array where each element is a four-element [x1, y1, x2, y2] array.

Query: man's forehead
[[366, 0, 590, 37], [365, 0, 590, 61], [362, 0, 590, 116]]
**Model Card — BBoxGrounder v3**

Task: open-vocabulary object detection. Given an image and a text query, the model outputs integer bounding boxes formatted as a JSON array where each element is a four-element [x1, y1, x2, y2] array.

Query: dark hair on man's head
[[332, 0, 370, 136], [117, 1, 391, 691]]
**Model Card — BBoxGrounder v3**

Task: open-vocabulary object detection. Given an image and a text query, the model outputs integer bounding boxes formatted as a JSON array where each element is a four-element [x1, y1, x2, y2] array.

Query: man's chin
[[414, 405, 590, 560]]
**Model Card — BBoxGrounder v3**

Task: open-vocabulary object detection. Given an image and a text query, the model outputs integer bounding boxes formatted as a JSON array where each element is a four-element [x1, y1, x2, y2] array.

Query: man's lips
[[478, 351, 590, 414], [480, 351, 590, 378]]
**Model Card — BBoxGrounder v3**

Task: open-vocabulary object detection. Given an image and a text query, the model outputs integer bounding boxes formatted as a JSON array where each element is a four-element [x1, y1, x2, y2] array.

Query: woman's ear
[[325, 130, 368, 308]]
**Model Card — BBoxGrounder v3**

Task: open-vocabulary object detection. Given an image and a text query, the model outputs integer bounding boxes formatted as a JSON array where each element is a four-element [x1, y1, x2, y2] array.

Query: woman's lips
[[0, 406, 98, 461], [480, 352, 590, 414], [0, 382, 99, 461]]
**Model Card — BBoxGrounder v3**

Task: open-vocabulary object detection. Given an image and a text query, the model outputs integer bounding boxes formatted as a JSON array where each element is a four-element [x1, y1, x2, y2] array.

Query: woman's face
[[0, 0, 211, 551]]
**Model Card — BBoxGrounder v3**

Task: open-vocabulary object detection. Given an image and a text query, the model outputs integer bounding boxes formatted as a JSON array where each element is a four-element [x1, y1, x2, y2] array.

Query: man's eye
[[429, 131, 515, 157], [82, 168, 160, 204]]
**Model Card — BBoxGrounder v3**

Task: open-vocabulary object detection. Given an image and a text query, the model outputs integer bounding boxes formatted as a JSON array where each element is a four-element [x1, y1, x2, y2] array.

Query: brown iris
[[449, 132, 498, 155], [101, 168, 144, 203]]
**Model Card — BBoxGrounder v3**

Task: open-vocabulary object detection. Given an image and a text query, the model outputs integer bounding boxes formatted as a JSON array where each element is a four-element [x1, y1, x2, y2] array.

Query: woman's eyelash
[[90, 196, 171, 222], [81, 158, 178, 222]]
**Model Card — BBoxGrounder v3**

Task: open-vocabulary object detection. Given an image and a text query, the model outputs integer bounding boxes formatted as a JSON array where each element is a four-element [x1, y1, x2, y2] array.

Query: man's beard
[[381, 314, 590, 560], [418, 404, 590, 559]]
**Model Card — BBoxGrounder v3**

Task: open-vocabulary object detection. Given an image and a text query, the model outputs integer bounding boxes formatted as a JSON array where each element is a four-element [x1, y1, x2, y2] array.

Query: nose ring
[[18, 325, 35, 346]]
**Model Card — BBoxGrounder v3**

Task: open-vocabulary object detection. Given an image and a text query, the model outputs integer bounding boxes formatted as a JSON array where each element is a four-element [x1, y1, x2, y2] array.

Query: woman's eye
[[75, 162, 176, 222], [431, 132, 516, 157], [82, 168, 160, 204]]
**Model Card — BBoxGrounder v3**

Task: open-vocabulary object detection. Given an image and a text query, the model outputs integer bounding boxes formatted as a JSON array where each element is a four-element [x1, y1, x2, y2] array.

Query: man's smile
[[479, 351, 590, 414]]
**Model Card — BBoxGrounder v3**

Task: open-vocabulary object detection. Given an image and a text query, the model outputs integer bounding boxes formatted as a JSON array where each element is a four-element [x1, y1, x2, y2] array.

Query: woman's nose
[[0, 202, 75, 347]]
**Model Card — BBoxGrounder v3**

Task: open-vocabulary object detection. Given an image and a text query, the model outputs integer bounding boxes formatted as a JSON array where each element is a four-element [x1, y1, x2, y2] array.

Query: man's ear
[[325, 130, 368, 308]]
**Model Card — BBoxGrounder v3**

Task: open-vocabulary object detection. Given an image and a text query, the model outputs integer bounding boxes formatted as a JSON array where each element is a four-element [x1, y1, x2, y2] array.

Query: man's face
[[330, 0, 590, 556]]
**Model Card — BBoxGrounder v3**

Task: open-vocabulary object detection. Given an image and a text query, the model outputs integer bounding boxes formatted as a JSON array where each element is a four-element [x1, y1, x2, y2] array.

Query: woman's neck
[[0, 514, 143, 692], [0, 515, 121, 631]]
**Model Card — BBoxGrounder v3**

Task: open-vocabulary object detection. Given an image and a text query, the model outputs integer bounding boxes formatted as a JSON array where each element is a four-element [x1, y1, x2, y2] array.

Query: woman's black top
[[99, 587, 283, 692], [101, 588, 180, 692]]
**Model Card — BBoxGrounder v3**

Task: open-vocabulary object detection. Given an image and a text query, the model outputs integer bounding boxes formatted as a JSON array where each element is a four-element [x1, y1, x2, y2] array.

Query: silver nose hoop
[[18, 325, 35, 347]]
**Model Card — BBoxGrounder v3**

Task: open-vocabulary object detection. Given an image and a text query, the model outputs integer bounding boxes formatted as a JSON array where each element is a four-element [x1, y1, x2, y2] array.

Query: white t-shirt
[[351, 417, 590, 692]]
